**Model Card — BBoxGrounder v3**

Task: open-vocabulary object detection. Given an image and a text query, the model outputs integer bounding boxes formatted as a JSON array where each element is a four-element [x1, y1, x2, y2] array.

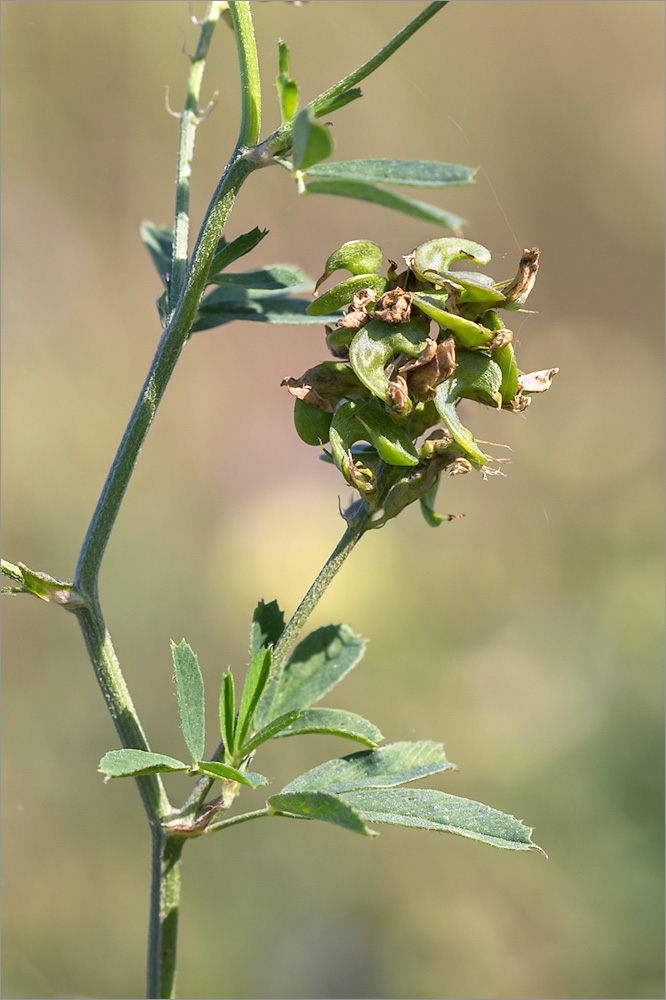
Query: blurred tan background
[[2, 2, 663, 998]]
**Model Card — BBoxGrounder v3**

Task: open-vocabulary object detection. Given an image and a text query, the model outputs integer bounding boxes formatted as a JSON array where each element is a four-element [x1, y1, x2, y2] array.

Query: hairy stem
[[176, 512, 370, 824], [271, 517, 369, 672], [75, 604, 171, 822], [170, 0, 228, 309], [146, 829, 186, 1000]]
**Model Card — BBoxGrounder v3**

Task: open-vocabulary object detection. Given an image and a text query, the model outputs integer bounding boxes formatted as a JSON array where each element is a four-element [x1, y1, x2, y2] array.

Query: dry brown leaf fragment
[[449, 458, 473, 476]]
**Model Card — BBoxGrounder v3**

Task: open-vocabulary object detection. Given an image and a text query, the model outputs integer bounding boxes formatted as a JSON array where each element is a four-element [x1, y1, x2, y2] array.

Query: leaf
[[302, 178, 465, 232], [249, 599, 286, 660], [220, 671, 236, 756], [207, 264, 311, 293], [235, 647, 272, 750], [340, 788, 544, 853], [240, 709, 304, 757], [191, 296, 342, 332], [255, 624, 366, 729], [272, 708, 383, 748], [197, 760, 268, 789], [208, 227, 268, 277], [99, 749, 190, 780], [292, 107, 334, 171], [140, 221, 173, 289], [280, 741, 454, 794], [276, 40, 299, 125], [304, 159, 478, 188], [268, 790, 375, 837], [171, 640, 206, 764], [313, 88, 362, 117]]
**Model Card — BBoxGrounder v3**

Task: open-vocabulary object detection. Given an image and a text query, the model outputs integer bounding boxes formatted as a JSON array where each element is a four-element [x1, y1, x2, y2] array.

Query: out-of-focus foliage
[[1, 2, 663, 998]]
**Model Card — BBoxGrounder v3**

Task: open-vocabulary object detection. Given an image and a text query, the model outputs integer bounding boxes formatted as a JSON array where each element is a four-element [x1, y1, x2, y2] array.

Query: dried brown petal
[[280, 377, 332, 412], [387, 374, 410, 415], [449, 458, 473, 476], [405, 337, 457, 402], [507, 395, 531, 412], [374, 288, 412, 324], [517, 367, 559, 393], [488, 328, 514, 350], [502, 247, 540, 306]]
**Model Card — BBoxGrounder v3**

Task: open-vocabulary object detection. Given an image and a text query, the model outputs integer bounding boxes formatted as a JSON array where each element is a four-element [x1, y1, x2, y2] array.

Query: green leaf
[[276, 40, 299, 125], [348, 319, 429, 402], [197, 760, 268, 789], [302, 177, 465, 232], [140, 221, 173, 289], [306, 274, 388, 316], [268, 790, 375, 837], [304, 159, 477, 188], [235, 647, 272, 750], [249, 599, 286, 660], [171, 640, 206, 764], [280, 741, 454, 794], [240, 709, 304, 756], [208, 264, 311, 293], [273, 708, 383, 747], [209, 227, 268, 277], [191, 296, 342, 332], [292, 107, 334, 171], [340, 788, 544, 852], [255, 624, 366, 729], [99, 749, 190, 780], [220, 670, 236, 756], [313, 88, 362, 117]]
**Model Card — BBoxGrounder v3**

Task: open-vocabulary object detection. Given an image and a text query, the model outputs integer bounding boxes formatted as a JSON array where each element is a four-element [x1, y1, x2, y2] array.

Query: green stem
[[75, 604, 171, 823], [230, 1, 261, 149], [170, 1, 228, 309], [271, 517, 368, 672], [310, 0, 448, 116], [248, 0, 448, 163], [177, 513, 370, 823], [204, 806, 270, 835], [146, 829, 186, 1000]]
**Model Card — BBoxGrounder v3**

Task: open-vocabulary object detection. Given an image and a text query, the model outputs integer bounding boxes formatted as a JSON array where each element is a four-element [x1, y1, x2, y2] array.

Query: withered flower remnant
[[283, 237, 557, 528]]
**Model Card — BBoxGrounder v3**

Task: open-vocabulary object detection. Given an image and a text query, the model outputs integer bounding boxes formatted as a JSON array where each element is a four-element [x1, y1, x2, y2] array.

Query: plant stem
[[170, 0, 228, 309], [248, 0, 448, 163], [75, 604, 171, 823], [75, 3, 262, 602], [146, 829, 186, 1000], [271, 516, 369, 672], [177, 513, 370, 823]]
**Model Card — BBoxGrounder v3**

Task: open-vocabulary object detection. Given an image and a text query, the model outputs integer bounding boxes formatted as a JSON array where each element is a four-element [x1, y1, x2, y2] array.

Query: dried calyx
[[283, 237, 557, 528]]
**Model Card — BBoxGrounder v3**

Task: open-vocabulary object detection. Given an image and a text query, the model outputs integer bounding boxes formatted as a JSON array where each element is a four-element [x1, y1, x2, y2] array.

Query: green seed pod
[[315, 240, 384, 292], [411, 237, 492, 284], [293, 398, 333, 446], [307, 274, 388, 316]]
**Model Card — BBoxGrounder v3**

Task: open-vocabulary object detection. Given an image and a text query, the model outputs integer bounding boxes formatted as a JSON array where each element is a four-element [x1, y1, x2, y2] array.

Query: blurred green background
[[2, 2, 663, 998]]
